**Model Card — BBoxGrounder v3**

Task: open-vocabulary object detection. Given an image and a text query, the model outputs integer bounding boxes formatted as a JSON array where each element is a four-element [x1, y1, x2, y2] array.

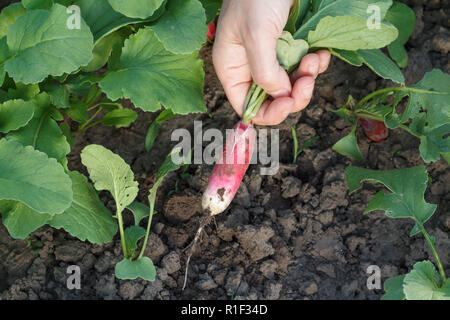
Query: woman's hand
[[213, 0, 331, 125]]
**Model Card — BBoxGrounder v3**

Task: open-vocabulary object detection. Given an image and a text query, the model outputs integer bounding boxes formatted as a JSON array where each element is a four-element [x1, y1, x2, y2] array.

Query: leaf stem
[[419, 223, 447, 282], [355, 87, 405, 109], [292, 125, 299, 164], [116, 206, 129, 259], [78, 107, 103, 131], [137, 189, 158, 260], [242, 83, 268, 124]]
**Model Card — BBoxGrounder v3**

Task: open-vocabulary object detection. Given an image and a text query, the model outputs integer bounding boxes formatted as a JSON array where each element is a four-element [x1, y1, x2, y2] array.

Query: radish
[[207, 20, 216, 42], [360, 117, 388, 142], [202, 121, 256, 216]]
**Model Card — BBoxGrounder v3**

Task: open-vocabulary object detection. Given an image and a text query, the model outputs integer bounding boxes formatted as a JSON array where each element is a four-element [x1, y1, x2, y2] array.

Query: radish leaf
[[81, 144, 138, 213], [0, 200, 52, 239], [123, 225, 146, 257], [22, 0, 54, 10], [6, 93, 70, 165], [308, 16, 398, 50], [0, 139, 72, 215], [108, 0, 165, 19], [381, 275, 406, 300], [332, 125, 364, 160], [100, 108, 138, 128], [385, 1, 415, 68], [295, 0, 393, 40], [149, 0, 207, 54], [127, 201, 150, 226], [5, 4, 94, 84], [49, 171, 118, 244], [0, 99, 35, 133], [346, 166, 437, 235], [357, 49, 404, 84], [199, 0, 221, 23], [76, 0, 165, 43], [403, 261, 450, 300], [100, 28, 205, 114], [0, 3, 26, 39], [115, 256, 156, 281]]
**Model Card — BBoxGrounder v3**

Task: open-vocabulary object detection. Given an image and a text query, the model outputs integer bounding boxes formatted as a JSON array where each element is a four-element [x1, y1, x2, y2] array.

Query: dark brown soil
[[0, 0, 449, 300]]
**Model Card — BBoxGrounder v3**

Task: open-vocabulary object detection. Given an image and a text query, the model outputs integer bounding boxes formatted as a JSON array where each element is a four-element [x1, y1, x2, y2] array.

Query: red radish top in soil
[[207, 21, 216, 42], [360, 118, 389, 142]]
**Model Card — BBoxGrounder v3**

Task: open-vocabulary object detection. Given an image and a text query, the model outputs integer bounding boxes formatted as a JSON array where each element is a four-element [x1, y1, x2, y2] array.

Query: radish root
[[182, 215, 212, 291]]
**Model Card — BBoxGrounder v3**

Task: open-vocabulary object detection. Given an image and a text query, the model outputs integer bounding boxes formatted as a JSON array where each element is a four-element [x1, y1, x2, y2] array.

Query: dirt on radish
[[0, 0, 449, 300]]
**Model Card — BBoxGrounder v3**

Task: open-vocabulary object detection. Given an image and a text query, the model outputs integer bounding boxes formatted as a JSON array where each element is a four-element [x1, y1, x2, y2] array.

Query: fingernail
[[272, 89, 290, 98], [302, 81, 314, 99]]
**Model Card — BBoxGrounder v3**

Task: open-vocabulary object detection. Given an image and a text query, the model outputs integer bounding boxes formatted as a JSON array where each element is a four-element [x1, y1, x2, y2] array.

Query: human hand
[[213, 0, 331, 125]]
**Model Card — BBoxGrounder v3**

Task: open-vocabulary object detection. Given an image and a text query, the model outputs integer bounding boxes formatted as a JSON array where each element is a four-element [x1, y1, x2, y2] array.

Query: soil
[[0, 0, 449, 300]]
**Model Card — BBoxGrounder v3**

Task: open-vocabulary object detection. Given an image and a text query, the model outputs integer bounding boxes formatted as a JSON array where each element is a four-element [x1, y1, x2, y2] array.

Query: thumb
[[243, 32, 292, 98]]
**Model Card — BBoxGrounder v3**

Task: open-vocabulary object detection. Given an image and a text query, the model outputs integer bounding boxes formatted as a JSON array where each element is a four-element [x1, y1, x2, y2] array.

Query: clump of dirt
[[0, 0, 449, 300]]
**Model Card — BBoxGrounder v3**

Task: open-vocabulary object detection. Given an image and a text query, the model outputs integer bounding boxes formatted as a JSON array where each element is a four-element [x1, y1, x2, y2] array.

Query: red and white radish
[[202, 120, 256, 216]]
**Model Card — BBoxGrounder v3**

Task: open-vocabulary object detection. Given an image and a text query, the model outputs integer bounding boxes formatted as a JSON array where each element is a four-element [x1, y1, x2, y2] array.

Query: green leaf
[[0, 200, 52, 239], [59, 122, 74, 148], [384, 1, 415, 67], [22, 0, 54, 10], [5, 4, 94, 84], [0, 37, 10, 86], [417, 123, 450, 163], [442, 152, 450, 165], [381, 275, 406, 300], [199, 0, 221, 23], [100, 108, 138, 128], [294, 0, 393, 40], [81, 144, 138, 212], [82, 28, 131, 72], [76, 0, 165, 43], [8, 82, 40, 101], [0, 99, 35, 133], [49, 171, 118, 244], [402, 69, 450, 129], [330, 49, 362, 66], [108, 0, 165, 19], [42, 83, 70, 109], [403, 261, 450, 300], [332, 126, 364, 160], [100, 28, 206, 114], [308, 16, 398, 51], [387, 41, 407, 68], [127, 201, 150, 226], [149, 0, 207, 54], [145, 109, 175, 151], [276, 31, 309, 73], [6, 93, 70, 164], [0, 3, 26, 39], [115, 256, 156, 281], [346, 166, 437, 233], [67, 98, 88, 123], [124, 225, 146, 257], [357, 49, 404, 84], [0, 139, 72, 215]]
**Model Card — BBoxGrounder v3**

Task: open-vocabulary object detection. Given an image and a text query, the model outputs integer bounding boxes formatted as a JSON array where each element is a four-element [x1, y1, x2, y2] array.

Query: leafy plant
[[291, 125, 319, 163], [0, 0, 209, 246], [81, 145, 188, 280], [346, 166, 449, 300], [331, 69, 450, 164]]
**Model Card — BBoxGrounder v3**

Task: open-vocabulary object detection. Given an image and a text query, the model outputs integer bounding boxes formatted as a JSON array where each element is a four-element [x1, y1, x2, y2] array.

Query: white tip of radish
[[202, 191, 229, 216]]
